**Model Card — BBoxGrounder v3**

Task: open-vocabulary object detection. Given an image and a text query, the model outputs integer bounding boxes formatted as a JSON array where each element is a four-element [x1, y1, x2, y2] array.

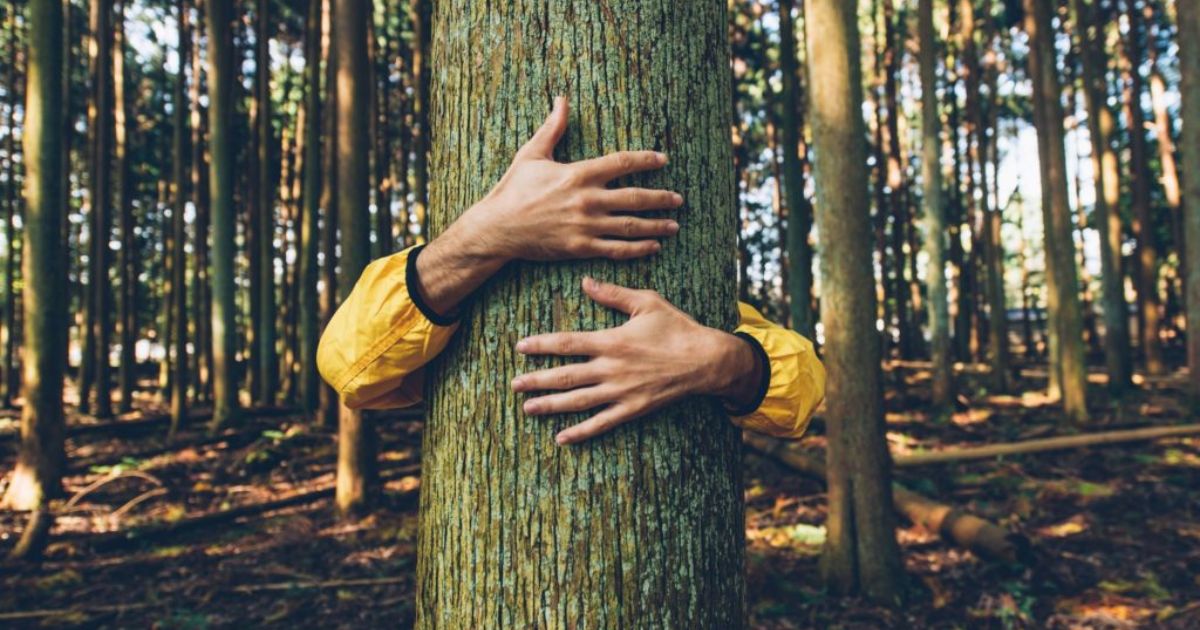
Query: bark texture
[[417, 2, 744, 626], [805, 0, 902, 604], [3, 0, 67, 515]]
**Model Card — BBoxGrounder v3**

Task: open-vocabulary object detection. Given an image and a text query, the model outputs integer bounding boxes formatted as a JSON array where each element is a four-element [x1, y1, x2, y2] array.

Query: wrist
[[709, 330, 769, 415]]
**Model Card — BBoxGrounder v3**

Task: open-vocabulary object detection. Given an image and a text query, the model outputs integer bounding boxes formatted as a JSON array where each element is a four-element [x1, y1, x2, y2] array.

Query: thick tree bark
[[417, 2, 744, 625], [805, 0, 902, 603], [1180, 0, 1200, 401], [920, 0, 952, 409], [333, 0, 375, 516], [1122, 0, 1164, 376], [1072, 0, 1133, 394], [170, 0, 190, 435], [3, 0, 68, 518], [299, 0, 321, 415], [206, 0, 239, 430], [778, 0, 814, 339], [255, 0, 277, 405], [1024, 0, 1089, 423]]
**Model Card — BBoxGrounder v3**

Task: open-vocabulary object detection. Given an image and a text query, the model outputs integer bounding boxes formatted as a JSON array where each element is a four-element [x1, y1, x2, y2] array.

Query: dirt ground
[[1, 364, 1198, 629]]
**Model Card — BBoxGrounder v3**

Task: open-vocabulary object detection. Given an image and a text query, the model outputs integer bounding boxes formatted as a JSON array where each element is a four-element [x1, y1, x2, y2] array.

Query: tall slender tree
[[407, 0, 428, 242], [114, 0, 135, 413], [255, 0, 276, 404], [333, 0, 374, 516], [778, 0, 814, 339], [299, 0, 321, 415], [805, 0, 902, 602], [1072, 0, 1133, 393], [1123, 0, 1164, 375], [1, 1, 19, 409], [1024, 0, 1089, 422], [89, 0, 113, 418], [920, 0, 952, 408], [3, 0, 68, 523], [170, 0, 190, 434], [206, 0, 238, 430]]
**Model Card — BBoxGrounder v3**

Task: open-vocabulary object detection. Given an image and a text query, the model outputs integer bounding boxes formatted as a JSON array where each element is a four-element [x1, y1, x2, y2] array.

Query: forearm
[[412, 210, 508, 318]]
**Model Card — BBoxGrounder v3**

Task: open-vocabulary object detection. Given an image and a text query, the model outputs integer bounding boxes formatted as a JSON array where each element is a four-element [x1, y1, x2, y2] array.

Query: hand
[[448, 96, 685, 262], [414, 96, 685, 317], [512, 278, 765, 445]]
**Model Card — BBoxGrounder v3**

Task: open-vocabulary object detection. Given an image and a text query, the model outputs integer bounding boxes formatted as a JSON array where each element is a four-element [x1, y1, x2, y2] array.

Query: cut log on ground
[[892, 423, 1200, 467], [744, 434, 1032, 565]]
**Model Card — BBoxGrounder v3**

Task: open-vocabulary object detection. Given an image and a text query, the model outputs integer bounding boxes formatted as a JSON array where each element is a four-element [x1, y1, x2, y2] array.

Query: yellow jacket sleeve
[[316, 245, 459, 410], [729, 302, 826, 439]]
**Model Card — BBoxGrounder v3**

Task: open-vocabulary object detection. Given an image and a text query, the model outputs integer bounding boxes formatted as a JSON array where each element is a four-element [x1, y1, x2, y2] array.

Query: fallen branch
[[230, 576, 409, 593], [744, 434, 1031, 565], [0, 603, 155, 622], [892, 422, 1200, 467]]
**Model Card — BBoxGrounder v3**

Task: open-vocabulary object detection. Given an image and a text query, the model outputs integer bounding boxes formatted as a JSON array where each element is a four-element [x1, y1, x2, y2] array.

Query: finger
[[581, 277, 658, 315], [522, 386, 614, 416], [593, 188, 684, 212], [576, 150, 668, 182], [587, 239, 662, 260], [516, 331, 604, 357], [517, 96, 568, 159], [555, 404, 636, 445], [511, 363, 603, 393], [595, 216, 679, 240]]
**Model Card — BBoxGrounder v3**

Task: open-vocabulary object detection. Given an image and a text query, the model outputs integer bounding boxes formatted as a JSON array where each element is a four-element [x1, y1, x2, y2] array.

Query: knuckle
[[622, 217, 636, 237], [556, 371, 575, 390], [617, 153, 633, 171]]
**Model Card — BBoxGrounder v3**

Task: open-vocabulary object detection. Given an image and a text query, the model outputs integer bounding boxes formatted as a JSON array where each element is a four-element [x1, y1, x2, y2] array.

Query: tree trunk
[[805, 0, 902, 603], [3, 0, 68, 518], [333, 0, 375, 516], [883, 0, 913, 360], [114, 0, 136, 413], [417, 2, 744, 625], [407, 0, 428, 243], [318, 0, 340, 430], [2, 3, 19, 409], [1180, 0, 1200, 401], [255, 0, 277, 405], [299, 0, 321, 416], [88, 0, 113, 419], [1122, 0, 1164, 376], [779, 0, 814, 339], [192, 1, 212, 403], [206, 0, 239, 430], [920, 0, 952, 409], [1024, 0, 1089, 423], [1072, 0, 1133, 394], [170, 0, 190, 435]]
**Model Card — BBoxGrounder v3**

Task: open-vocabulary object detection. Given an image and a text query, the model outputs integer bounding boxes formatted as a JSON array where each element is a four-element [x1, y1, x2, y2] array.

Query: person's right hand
[[438, 95, 684, 263]]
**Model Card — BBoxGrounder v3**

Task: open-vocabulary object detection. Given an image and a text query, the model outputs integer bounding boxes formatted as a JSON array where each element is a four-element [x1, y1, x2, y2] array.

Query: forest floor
[[0, 364, 1198, 629]]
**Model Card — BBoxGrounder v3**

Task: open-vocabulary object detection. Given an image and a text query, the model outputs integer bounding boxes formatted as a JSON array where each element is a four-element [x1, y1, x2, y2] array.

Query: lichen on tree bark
[[417, 2, 745, 627]]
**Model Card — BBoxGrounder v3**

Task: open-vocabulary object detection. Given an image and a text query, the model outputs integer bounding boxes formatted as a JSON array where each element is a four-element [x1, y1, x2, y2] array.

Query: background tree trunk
[[333, 0, 375, 516], [255, 0, 276, 405], [170, 0, 190, 435], [3, 0, 68, 516], [417, 1, 745, 625], [805, 0, 902, 603], [920, 0, 952, 409], [1024, 0, 1089, 423], [299, 0, 321, 416], [206, 0, 239, 430], [114, 0, 135, 413], [779, 0, 814, 339]]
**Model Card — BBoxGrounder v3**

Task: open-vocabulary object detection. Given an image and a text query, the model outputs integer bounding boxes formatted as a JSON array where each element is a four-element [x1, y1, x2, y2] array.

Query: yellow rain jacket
[[317, 245, 825, 439]]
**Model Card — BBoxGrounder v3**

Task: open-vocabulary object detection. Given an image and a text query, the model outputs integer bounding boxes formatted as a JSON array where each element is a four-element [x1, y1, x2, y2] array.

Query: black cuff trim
[[406, 244, 461, 327], [727, 332, 771, 416]]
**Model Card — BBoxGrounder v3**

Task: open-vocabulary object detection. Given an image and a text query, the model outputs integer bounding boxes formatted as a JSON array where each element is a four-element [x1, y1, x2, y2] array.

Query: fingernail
[[524, 400, 541, 414], [672, 193, 683, 206], [652, 242, 662, 252], [582, 276, 594, 289], [555, 433, 569, 445], [516, 339, 529, 353], [667, 221, 680, 233], [656, 152, 668, 165], [511, 377, 524, 391]]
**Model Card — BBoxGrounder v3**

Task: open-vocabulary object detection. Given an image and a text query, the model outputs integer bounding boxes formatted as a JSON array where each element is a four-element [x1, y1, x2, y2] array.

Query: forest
[[0, 0, 1198, 626]]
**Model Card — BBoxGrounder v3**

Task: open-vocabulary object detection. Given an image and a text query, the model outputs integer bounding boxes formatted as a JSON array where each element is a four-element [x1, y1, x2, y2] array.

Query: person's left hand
[[512, 277, 764, 445]]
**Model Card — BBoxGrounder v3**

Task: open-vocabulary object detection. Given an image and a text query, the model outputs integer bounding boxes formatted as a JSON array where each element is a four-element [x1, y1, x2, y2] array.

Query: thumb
[[582, 277, 650, 315], [518, 96, 568, 159]]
